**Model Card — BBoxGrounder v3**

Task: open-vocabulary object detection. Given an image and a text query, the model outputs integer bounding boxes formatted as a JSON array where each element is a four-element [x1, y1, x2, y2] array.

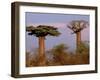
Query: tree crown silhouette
[[26, 25, 61, 37]]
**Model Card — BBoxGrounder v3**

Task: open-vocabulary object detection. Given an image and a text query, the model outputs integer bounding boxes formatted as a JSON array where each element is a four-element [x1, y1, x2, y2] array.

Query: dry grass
[[26, 42, 89, 67]]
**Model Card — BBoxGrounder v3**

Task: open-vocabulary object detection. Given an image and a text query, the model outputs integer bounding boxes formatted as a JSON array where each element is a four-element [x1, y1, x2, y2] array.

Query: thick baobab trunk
[[38, 37, 46, 66], [76, 32, 81, 49]]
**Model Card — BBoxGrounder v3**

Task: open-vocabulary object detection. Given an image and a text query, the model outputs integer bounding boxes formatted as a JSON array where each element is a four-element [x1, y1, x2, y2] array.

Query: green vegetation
[[26, 25, 61, 66], [26, 25, 61, 37], [26, 41, 89, 67], [26, 20, 89, 67]]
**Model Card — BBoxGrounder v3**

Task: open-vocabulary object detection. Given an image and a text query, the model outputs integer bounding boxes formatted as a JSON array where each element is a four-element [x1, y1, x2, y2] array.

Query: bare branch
[[67, 20, 88, 34]]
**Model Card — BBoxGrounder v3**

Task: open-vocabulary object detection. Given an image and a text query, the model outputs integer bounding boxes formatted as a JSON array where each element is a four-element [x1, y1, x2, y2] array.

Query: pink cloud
[[27, 22, 68, 28]]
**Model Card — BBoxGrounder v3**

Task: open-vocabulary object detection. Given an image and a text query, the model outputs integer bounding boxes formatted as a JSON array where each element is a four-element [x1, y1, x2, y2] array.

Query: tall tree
[[26, 25, 61, 66], [67, 20, 88, 49]]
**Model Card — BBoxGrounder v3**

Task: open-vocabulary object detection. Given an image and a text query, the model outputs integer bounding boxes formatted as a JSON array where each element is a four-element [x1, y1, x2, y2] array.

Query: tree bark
[[76, 32, 81, 49], [38, 37, 46, 66]]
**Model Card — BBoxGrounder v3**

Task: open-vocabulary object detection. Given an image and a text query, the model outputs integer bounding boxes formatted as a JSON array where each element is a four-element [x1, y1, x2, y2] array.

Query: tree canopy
[[67, 20, 88, 34], [26, 25, 61, 37]]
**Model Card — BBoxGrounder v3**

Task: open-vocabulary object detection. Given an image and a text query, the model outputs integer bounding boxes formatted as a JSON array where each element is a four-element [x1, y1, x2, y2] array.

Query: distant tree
[[26, 25, 61, 66], [77, 41, 89, 54], [67, 20, 88, 49], [75, 41, 89, 64]]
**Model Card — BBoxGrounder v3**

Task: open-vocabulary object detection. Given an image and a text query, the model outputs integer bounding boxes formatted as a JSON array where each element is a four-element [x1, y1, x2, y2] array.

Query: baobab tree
[[67, 20, 88, 49], [26, 25, 61, 66]]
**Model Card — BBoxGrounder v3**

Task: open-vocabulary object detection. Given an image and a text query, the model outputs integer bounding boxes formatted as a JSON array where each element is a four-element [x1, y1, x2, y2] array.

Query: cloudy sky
[[25, 12, 89, 53]]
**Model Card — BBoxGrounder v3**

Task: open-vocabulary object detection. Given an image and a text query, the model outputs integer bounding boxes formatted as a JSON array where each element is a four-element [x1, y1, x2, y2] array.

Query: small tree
[[50, 44, 69, 65], [75, 41, 89, 64], [67, 20, 88, 49], [26, 25, 61, 66]]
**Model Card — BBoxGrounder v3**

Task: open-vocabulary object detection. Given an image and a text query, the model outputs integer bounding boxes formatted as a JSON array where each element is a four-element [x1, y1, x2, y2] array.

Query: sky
[[25, 12, 89, 53]]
